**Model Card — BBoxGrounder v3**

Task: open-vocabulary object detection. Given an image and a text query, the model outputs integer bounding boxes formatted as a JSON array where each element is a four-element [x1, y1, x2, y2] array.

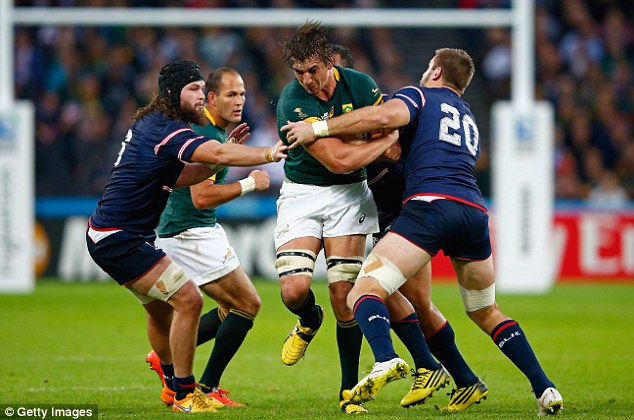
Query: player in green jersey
[[274, 21, 400, 415], [147, 68, 269, 408]]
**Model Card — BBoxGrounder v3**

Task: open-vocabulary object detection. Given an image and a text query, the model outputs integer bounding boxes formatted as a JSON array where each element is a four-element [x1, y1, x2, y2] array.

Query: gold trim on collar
[[203, 107, 217, 126]]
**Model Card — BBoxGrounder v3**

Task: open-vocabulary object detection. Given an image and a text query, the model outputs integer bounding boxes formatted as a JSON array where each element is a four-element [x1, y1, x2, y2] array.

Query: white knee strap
[[275, 249, 317, 279], [459, 283, 496, 312], [358, 253, 406, 295], [326, 256, 363, 284], [147, 262, 189, 302]]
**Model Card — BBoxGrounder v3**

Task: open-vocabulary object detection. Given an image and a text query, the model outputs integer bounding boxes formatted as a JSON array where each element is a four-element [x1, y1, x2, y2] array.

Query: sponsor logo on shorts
[[276, 224, 290, 238], [358, 214, 366, 223], [223, 248, 232, 264]]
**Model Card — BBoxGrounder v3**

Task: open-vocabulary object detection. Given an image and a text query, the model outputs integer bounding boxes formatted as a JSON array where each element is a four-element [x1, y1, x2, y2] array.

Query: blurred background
[[3, 0, 634, 284]]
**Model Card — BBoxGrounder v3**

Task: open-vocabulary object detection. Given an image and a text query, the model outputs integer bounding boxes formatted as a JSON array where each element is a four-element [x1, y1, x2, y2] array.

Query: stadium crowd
[[13, 0, 634, 208]]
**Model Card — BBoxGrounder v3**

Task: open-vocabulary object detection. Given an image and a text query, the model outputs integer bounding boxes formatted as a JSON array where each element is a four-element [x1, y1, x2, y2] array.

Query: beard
[[181, 104, 207, 126]]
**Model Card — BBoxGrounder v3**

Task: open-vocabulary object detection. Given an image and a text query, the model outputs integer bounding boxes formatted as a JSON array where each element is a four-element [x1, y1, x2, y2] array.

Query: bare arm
[[190, 169, 270, 209], [175, 163, 214, 188], [305, 129, 399, 174], [190, 139, 286, 167], [282, 99, 410, 148]]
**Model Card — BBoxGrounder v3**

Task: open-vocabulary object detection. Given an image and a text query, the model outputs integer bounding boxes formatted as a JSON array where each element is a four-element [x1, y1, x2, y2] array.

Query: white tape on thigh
[[459, 283, 496, 312], [275, 249, 317, 279], [146, 262, 188, 302], [358, 253, 406, 295], [326, 256, 363, 284]]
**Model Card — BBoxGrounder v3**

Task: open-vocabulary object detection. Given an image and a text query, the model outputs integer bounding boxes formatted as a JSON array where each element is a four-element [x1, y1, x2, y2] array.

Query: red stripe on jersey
[[153, 128, 193, 155], [177, 136, 204, 161]]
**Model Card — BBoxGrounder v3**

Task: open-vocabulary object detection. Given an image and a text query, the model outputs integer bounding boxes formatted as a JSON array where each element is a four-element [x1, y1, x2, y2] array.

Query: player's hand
[[248, 170, 271, 191], [281, 120, 317, 149], [227, 122, 250, 145], [382, 141, 401, 162], [267, 140, 288, 162]]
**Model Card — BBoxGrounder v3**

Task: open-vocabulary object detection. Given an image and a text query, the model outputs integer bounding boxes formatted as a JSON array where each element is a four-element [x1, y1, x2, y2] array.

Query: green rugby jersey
[[157, 110, 229, 238], [276, 66, 382, 186]]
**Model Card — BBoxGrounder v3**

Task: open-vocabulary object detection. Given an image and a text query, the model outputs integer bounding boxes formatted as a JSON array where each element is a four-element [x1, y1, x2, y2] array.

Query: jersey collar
[[203, 107, 217, 127]]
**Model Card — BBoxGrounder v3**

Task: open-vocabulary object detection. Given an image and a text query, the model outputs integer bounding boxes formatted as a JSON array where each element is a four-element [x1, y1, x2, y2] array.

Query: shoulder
[[336, 66, 376, 84], [277, 81, 318, 119], [192, 122, 225, 142]]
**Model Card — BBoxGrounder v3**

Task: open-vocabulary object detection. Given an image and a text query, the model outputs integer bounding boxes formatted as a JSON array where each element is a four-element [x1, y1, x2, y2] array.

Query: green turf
[[1, 279, 633, 419]]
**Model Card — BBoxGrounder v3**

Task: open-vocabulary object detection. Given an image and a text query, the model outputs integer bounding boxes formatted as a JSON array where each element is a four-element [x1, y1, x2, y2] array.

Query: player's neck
[[314, 71, 337, 101]]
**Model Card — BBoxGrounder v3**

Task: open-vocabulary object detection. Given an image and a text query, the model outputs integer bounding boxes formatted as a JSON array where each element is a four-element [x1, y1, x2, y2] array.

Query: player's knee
[[459, 283, 496, 313], [145, 262, 197, 305], [358, 253, 406, 295], [325, 256, 363, 284], [243, 293, 262, 316], [275, 249, 316, 280], [179, 281, 204, 313]]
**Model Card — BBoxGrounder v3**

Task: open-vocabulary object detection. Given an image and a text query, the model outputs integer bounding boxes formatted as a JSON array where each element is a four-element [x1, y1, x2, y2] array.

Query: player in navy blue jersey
[[333, 45, 487, 412], [86, 59, 287, 413], [283, 48, 563, 416]]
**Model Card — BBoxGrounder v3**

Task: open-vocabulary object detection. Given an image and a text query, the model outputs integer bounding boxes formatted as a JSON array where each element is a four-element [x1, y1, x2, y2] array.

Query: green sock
[[337, 318, 363, 397], [197, 307, 223, 346], [199, 310, 254, 388]]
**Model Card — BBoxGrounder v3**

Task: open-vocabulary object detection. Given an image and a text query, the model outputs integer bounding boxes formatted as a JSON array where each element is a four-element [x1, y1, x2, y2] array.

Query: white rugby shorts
[[274, 180, 379, 249], [156, 225, 240, 287]]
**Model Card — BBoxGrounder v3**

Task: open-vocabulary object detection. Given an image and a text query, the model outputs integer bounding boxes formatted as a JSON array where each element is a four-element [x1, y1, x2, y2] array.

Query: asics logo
[[358, 214, 366, 223], [174, 402, 193, 413]]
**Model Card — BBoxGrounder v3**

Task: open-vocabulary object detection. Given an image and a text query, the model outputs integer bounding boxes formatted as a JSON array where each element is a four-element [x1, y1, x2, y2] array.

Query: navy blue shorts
[[389, 199, 491, 260], [86, 226, 166, 285]]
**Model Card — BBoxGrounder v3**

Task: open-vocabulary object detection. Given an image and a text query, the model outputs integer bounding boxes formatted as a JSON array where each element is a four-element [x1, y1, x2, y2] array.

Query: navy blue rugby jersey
[[393, 86, 486, 211], [90, 111, 210, 235]]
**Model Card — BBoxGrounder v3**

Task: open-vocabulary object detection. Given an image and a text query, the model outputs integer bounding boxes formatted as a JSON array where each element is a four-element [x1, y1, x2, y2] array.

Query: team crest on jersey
[[342, 103, 354, 113], [294, 108, 308, 119]]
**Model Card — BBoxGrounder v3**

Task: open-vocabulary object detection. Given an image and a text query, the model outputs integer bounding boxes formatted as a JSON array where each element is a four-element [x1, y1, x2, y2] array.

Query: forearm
[[192, 142, 273, 167], [326, 106, 392, 137], [191, 182, 242, 209], [309, 130, 398, 174]]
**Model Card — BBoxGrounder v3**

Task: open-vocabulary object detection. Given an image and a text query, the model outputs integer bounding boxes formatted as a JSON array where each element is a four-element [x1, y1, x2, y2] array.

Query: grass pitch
[[1, 279, 633, 419]]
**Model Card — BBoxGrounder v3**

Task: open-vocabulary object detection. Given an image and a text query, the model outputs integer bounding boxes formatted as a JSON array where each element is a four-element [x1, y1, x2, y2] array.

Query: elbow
[[373, 113, 396, 130], [191, 197, 208, 210], [366, 108, 397, 130]]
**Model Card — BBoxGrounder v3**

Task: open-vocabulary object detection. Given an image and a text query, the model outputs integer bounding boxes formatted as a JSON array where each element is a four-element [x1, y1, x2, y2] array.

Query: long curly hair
[[132, 93, 184, 122]]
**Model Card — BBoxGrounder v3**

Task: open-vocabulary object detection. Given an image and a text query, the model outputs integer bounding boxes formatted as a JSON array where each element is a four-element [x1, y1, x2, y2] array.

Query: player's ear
[[207, 91, 216, 105], [433, 66, 443, 80]]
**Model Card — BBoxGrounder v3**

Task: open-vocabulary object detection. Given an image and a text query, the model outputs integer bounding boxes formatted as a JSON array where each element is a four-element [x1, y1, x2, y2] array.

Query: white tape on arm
[[312, 120, 329, 138], [238, 176, 256, 196]]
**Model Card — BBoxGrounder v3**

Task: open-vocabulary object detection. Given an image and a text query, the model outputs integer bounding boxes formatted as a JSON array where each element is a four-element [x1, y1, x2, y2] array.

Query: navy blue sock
[[426, 321, 478, 388], [392, 313, 441, 370], [161, 363, 175, 391], [491, 320, 555, 396], [173, 375, 197, 401], [353, 295, 398, 362]]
